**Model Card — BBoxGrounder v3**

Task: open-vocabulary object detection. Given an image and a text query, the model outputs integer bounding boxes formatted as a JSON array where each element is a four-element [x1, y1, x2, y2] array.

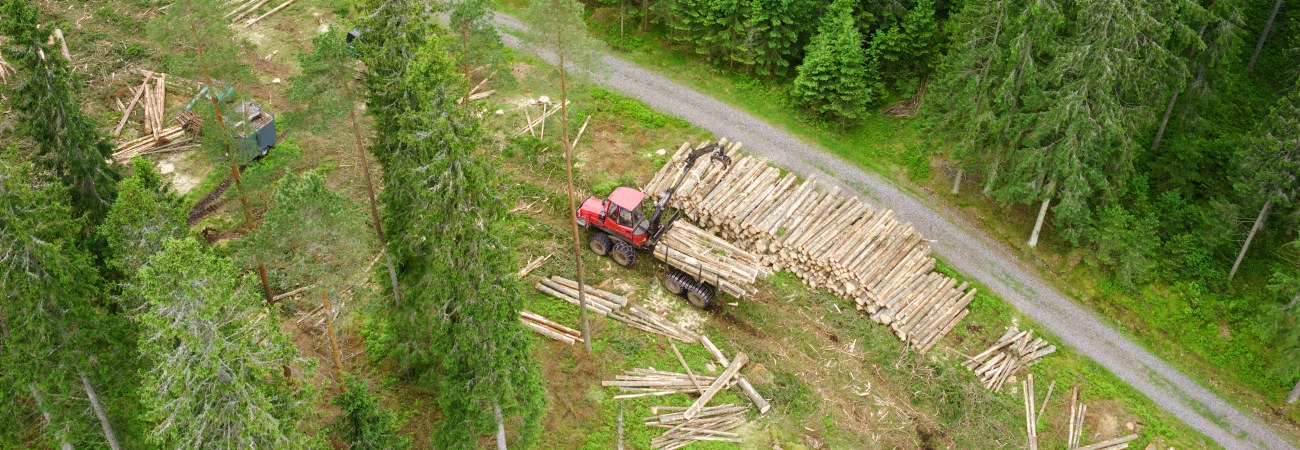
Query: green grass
[[481, 3, 1300, 445]]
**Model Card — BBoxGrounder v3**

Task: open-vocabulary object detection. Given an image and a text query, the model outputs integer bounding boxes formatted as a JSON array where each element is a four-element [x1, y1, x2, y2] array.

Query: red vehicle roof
[[609, 187, 646, 211]]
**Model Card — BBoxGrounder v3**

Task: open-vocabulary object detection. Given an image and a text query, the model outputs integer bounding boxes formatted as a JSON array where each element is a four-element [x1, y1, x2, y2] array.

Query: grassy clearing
[[487, 0, 1300, 444], [26, 0, 1222, 447]]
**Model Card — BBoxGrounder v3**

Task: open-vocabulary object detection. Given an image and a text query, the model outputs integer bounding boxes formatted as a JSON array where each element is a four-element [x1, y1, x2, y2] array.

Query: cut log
[[683, 353, 747, 420]]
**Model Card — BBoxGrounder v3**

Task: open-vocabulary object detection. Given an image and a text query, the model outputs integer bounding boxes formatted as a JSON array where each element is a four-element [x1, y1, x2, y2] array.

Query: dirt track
[[491, 13, 1294, 450]]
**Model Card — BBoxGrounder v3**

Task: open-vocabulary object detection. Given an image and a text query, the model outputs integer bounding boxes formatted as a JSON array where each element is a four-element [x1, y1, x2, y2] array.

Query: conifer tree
[[789, 0, 879, 124], [450, 0, 510, 103], [1, 0, 120, 222], [524, 0, 607, 352], [1230, 89, 1300, 280], [872, 0, 940, 91], [923, 0, 1009, 194], [331, 375, 411, 449], [101, 159, 185, 286], [148, 0, 251, 82], [1149, 0, 1243, 153], [135, 238, 317, 448], [240, 171, 372, 296], [355, 0, 438, 172], [1011, 0, 1188, 246], [0, 161, 125, 449], [291, 31, 403, 306], [380, 38, 546, 448]]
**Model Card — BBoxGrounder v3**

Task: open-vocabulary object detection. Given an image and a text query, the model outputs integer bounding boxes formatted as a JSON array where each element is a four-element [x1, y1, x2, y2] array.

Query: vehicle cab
[[576, 187, 650, 247]]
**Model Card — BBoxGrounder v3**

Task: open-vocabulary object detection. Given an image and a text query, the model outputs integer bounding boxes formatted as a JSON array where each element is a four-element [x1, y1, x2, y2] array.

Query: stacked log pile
[[645, 405, 747, 449], [601, 368, 717, 399], [964, 326, 1056, 391], [644, 140, 974, 353], [654, 220, 771, 298], [533, 275, 699, 343], [520, 310, 582, 345], [111, 72, 196, 163]]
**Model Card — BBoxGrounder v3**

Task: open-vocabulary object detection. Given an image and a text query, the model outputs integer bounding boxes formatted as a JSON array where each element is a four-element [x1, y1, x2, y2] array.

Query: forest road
[[489, 12, 1293, 450]]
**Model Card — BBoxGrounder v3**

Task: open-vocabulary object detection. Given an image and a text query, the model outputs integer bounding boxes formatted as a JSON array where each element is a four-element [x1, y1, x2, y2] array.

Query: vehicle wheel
[[589, 232, 611, 256], [611, 241, 637, 268], [661, 269, 690, 296], [686, 283, 716, 309]]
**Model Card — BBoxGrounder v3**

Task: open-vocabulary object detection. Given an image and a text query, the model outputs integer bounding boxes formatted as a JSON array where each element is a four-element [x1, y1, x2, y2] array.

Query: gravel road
[[490, 13, 1293, 449]]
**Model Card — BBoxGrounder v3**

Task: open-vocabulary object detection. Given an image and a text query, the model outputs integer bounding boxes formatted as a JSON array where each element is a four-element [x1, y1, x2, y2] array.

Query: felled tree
[[1, 0, 119, 222], [290, 31, 402, 306], [0, 161, 125, 449], [1230, 90, 1300, 280], [524, 0, 607, 352], [135, 238, 317, 448], [789, 0, 879, 124], [101, 159, 186, 287]]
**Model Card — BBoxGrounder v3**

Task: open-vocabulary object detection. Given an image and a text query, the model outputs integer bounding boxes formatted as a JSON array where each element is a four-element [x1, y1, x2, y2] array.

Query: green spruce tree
[[331, 375, 411, 449], [100, 159, 185, 286], [0, 161, 127, 449], [1230, 89, 1300, 280], [381, 38, 546, 448], [1, 0, 120, 222], [789, 0, 879, 124], [135, 238, 317, 448]]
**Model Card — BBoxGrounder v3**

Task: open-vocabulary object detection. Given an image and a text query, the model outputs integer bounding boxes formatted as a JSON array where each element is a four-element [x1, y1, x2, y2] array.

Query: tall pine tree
[[789, 0, 879, 124]]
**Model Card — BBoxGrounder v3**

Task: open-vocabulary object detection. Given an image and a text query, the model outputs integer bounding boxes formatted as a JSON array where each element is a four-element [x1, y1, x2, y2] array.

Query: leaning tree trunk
[[1230, 198, 1274, 280], [556, 26, 594, 352], [951, 170, 964, 195], [345, 80, 401, 307], [80, 372, 121, 450], [1151, 90, 1180, 152], [493, 400, 507, 450], [1288, 379, 1300, 404], [1248, 0, 1284, 70], [1028, 198, 1051, 248], [1028, 182, 1055, 248]]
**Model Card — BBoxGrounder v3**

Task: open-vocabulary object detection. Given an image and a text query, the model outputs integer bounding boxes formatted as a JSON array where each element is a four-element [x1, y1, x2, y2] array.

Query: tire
[[661, 269, 690, 296], [589, 232, 611, 256], [611, 241, 637, 268], [686, 283, 716, 309]]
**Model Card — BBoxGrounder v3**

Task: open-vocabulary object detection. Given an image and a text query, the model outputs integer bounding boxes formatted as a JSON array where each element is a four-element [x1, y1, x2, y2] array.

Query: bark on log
[[683, 353, 747, 420]]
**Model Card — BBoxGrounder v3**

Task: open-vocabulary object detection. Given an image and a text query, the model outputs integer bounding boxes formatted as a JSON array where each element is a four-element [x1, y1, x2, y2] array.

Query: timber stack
[[601, 368, 718, 399], [645, 405, 747, 449], [111, 71, 196, 163], [533, 275, 699, 343], [654, 219, 771, 298], [644, 140, 975, 353], [964, 326, 1056, 391], [519, 310, 582, 345]]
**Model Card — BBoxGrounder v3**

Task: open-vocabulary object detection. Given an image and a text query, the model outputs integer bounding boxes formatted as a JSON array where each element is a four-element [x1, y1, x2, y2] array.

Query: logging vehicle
[[184, 87, 277, 162], [576, 143, 733, 308]]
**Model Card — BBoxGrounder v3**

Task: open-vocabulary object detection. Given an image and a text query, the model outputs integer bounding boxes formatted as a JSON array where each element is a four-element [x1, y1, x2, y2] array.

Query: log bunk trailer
[[575, 144, 733, 308]]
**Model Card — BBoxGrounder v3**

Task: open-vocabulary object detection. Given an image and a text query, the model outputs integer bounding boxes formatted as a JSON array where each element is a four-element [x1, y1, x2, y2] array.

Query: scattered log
[[965, 326, 1054, 391], [516, 253, 552, 278], [53, 28, 70, 61], [520, 310, 581, 341], [683, 353, 747, 420], [113, 76, 151, 137], [699, 335, 770, 414], [245, 0, 295, 26], [1076, 434, 1138, 450]]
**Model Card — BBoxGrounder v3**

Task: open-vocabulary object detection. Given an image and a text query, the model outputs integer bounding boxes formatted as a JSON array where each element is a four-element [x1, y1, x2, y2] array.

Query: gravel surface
[[492, 13, 1293, 449]]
